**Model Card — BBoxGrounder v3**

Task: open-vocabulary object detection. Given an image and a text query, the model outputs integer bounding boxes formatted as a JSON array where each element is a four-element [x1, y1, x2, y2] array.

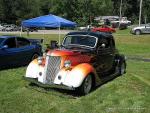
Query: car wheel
[[118, 61, 126, 75], [135, 30, 141, 35], [77, 74, 93, 95], [31, 53, 39, 61]]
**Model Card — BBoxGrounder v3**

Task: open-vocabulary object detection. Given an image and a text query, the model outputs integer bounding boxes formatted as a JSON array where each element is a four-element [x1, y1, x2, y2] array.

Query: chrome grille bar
[[44, 56, 61, 84]]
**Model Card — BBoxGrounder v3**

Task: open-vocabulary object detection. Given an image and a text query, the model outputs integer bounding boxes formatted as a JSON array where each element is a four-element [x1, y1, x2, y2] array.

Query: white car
[[111, 17, 131, 26], [131, 24, 150, 35], [78, 25, 94, 31], [0, 25, 4, 31]]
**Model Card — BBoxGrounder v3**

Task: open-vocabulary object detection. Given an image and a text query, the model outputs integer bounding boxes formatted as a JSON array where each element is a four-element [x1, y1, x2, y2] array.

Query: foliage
[[0, 0, 41, 24], [0, 0, 150, 25]]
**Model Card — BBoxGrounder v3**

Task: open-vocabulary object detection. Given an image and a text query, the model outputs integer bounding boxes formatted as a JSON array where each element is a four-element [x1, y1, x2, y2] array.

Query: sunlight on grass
[[0, 30, 150, 113]]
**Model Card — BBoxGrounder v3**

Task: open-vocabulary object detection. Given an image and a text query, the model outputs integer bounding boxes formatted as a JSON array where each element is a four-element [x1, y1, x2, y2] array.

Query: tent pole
[[27, 30, 29, 37], [42, 28, 45, 51], [20, 26, 22, 36], [59, 26, 61, 45], [139, 0, 143, 26]]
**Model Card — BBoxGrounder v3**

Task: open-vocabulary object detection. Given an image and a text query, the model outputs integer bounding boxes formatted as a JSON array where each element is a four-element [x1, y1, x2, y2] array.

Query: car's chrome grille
[[45, 56, 61, 84]]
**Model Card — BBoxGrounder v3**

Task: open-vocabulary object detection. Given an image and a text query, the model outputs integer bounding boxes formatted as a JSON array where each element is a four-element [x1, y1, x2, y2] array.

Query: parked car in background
[[22, 27, 38, 32], [131, 24, 150, 35], [111, 17, 131, 27], [0, 23, 21, 32], [92, 25, 116, 33], [118, 23, 128, 30], [25, 31, 126, 95], [4, 25, 14, 31], [0, 25, 5, 31], [78, 25, 94, 31], [0, 36, 43, 69]]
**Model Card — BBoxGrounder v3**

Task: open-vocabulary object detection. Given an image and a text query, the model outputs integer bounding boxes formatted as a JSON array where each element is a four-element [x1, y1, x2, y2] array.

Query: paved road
[[127, 56, 150, 62], [0, 30, 76, 35]]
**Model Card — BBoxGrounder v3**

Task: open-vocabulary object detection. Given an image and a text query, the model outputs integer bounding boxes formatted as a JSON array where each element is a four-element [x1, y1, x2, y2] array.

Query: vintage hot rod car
[[25, 32, 126, 95]]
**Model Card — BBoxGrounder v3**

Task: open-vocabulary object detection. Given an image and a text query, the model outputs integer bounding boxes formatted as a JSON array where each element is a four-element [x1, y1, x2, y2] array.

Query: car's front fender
[[55, 63, 95, 88], [26, 61, 96, 88]]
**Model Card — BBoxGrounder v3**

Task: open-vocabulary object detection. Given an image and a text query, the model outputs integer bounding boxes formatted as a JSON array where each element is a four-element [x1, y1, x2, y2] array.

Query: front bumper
[[23, 77, 75, 90]]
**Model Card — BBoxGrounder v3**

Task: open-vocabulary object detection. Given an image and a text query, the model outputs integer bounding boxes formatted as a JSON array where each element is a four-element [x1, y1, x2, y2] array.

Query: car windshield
[[63, 35, 97, 48], [0, 38, 5, 45]]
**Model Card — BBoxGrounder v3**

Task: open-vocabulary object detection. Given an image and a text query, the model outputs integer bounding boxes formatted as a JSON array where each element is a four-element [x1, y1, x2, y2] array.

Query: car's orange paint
[[34, 49, 95, 77], [64, 55, 92, 66], [69, 63, 95, 77], [47, 49, 80, 56], [32, 59, 38, 64], [32, 58, 46, 67], [47, 49, 94, 68], [47, 61, 95, 77]]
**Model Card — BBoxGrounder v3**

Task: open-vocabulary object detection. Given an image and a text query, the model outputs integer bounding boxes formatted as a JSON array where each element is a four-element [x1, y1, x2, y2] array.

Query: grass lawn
[[0, 29, 150, 113]]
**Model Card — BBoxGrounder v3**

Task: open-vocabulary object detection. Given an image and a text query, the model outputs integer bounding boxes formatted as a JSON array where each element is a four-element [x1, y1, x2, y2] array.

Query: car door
[[0, 37, 17, 68], [96, 37, 115, 76], [145, 25, 150, 33], [16, 37, 36, 65]]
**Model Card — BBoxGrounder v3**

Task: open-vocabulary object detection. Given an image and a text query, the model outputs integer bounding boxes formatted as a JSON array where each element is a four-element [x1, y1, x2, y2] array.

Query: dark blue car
[[0, 36, 42, 69]]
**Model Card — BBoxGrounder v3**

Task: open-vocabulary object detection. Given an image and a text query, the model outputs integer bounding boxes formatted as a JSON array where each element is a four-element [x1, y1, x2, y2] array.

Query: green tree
[[0, 0, 41, 24]]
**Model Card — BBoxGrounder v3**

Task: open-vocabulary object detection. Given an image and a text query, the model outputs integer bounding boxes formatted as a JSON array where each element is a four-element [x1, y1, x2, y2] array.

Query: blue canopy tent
[[21, 14, 77, 44]]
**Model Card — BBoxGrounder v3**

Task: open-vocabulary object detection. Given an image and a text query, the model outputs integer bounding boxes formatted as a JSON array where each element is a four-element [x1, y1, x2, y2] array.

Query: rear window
[[3, 38, 16, 48], [17, 37, 30, 47]]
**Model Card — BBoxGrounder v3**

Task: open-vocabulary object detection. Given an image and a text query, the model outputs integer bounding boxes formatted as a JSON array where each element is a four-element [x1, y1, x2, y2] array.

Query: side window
[[63, 36, 72, 45], [4, 38, 16, 48], [17, 37, 30, 47], [80, 36, 96, 47]]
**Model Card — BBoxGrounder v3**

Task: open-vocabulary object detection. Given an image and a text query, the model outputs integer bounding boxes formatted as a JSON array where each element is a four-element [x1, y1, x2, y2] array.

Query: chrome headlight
[[43, 52, 46, 57], [37, 56, 43, 65], [64, 60, 71, 68]]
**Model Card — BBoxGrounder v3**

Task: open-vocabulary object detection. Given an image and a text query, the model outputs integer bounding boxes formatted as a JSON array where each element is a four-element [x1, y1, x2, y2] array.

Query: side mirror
[[45, 40, 58, 50], [0, 45, 8, 50], [50, 40, 58, 49]]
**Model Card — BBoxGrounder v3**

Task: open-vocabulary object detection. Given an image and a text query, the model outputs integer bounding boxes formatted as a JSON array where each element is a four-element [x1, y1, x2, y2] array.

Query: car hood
[[133, 26, 145, 30], [46, 49, 92, 66], [47, 49, 81, 56]]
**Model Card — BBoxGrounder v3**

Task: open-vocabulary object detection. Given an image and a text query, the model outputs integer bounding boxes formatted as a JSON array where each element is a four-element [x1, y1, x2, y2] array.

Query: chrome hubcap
[[121, 63, 125, 74], [84, 75, 92, 94], [136, 30, 140, 35]]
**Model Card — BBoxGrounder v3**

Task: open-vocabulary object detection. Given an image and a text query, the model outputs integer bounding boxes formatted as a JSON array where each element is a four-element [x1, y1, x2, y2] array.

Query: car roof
[[67, 31, 113, 39], [0, 35, 17, 39]]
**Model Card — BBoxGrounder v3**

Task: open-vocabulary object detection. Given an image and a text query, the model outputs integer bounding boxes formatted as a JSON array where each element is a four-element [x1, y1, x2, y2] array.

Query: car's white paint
[[131, 24, 150, 34], [25, 61, 87, 88]]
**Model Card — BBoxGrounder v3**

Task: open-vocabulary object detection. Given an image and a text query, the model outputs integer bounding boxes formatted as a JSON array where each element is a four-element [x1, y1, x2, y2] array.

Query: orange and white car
[[25, 31, 126, 95]]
